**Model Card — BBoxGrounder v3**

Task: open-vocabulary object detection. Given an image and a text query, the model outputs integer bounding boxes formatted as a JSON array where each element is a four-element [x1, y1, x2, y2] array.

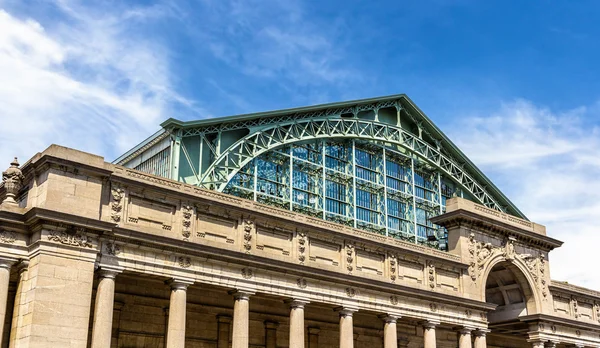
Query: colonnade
[[84, 269, 488, 348]]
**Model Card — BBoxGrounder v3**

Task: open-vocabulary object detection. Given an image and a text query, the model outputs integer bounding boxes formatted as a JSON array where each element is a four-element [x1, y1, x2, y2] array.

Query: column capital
[[0, 257, 19, 269], [97, 267, 123, 279], [473, 328, 489, 337], [421, 320, 440, 329], [217, 314, 232, 323], [334, 306, 357, 317], [166, 278, 194, 290], [457, 327, 474, 335], [228, 289, 255, 300], [285, 298, 310, 309], [378, 314, 400, 323], [545, 342, 558, 348], [15, 259, 29, 274]]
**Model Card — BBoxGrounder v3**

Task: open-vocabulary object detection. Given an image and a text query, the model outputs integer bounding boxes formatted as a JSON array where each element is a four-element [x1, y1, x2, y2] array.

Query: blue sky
[[2, 0, 600, 288]]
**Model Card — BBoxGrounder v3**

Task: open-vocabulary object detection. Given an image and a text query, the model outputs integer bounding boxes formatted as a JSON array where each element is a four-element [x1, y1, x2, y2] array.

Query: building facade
[[0, 95, 599, 348]]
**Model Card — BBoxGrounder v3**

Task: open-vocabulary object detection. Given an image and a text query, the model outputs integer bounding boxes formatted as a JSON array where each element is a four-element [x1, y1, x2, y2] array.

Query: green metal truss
[[198, 117, 503, 211]]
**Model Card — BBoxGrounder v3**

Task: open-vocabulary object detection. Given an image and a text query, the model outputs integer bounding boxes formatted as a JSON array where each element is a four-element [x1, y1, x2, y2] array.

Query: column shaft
[[423, 322, 437, 348], [165, 281, 190, 348], [474, 332, 487, 348], [288, 300, 308, 348], [458, 329, 472, 348], [338, 310, 355, 348], [382, 317, 398, 348], [90, 270, 119, 348], [231, 291, 252, 348], [0, 263, 12, 344]]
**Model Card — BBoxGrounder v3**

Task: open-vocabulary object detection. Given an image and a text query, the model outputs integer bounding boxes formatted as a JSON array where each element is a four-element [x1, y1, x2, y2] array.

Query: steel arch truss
[[199, 118, 504, 211]]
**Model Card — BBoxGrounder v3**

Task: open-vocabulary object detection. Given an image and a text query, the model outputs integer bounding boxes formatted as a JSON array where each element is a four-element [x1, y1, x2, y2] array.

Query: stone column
[[217, 315, 232, 348], [287, 299, 309, 348], [379, 315, 399, 348], [458, 328, 472, 348], [422, 321, 438, 348], [336, 308, 356, 348], [265, 321, 279, 348], [473, 330, 487, 348], [230, 290, 254, 348], [8, 260, 29, 348], [308, 327, 320, 348], [0, 259, 15, 345], [90, 269, 121, 348], [165, 279, 192, 348]]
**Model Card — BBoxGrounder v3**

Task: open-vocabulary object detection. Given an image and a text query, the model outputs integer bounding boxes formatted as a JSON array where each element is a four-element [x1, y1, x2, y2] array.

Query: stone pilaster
[[90, 268, 122, 348], [264, 321, 279, 348], [379, 315, 399, 348], [308, 327, 320, 348], [458, 328, 473, 348], [217, 315, 232, 348], [165, 279, 193, 348], [336, 307, 357, 348], [8, 260, 29, 347], [0, 259, 16, 345], [422, 321, 438, 348], [286, 299, 309, 348], [230, 290, 254, 348]]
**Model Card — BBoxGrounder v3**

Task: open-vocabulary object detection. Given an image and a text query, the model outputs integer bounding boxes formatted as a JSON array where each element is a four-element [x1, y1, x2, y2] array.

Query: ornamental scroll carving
[[0, 230, 16, 244], [389, 253, 397, 282], [48, 230, 93, 248], [110, 183, 125, 223], [468, 234, 549, 299]]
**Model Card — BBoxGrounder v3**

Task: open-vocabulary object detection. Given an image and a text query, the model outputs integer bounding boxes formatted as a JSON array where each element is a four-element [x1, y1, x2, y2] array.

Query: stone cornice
[[23, 207, 117, 233], [431, 209, 562, 251], [520, 314, 600, 332], [550, 281, 600, 300]]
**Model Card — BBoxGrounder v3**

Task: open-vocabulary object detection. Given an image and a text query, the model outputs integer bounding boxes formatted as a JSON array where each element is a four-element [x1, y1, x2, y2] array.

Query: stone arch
[[479, 253, 541, 316], [198, 118, 504, 210]]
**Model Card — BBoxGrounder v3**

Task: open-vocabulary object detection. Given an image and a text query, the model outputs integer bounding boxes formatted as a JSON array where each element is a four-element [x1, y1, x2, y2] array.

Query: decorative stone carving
[[48, 230, 94, 248], [465, 309, 472, 318], [468, 233, 477, 281], [572, 296, 580, 318], [298, 230, 307, 264], [428, 261, 436, 289], [540, 255, 548, 298], [345, 287, 356, 298], [503, 236, 516, 261], [389, 253, 397, 282], [429, 303, 438, 312], [0, 229, 16, 244], [178, 256, 191, 268], [105, 242, 121, 256], [181, 204, 193, 240], [110, 183, 125, 223], [345, 242, 355, 273], [390, 295, 399, 305], [1, 157, 24, 205], [241, 267, 253, 279], [297, 277, 307, 289], [243, 219, 254, 252]]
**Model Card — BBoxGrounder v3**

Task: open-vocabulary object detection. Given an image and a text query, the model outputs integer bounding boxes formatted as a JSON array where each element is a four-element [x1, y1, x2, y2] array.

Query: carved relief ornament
[[345, 242, 355, 274], [48, 230, 94, 248], [181, 204, 193, 240], [469, 234, 549, 299], [110, 183, 125, 223], [298, 230, 307, 264], [0, 230, 16, 244], [242, 219, 254, 252]]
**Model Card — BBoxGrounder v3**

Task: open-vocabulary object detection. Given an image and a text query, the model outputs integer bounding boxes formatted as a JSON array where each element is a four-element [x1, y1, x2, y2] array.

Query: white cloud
[[0, 1, 198, 166], [450, 99, 600, 290]]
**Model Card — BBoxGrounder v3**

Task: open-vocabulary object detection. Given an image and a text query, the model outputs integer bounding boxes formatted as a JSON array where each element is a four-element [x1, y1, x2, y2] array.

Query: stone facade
[[0, 145, 597, 347]]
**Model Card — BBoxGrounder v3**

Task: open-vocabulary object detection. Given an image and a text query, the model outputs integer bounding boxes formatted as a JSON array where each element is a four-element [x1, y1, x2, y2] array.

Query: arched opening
[[485, 261, 537, 341]]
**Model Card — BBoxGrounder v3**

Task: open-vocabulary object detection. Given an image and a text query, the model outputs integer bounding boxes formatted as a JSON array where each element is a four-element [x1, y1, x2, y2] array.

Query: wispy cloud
[[449, 99, 600, 289], [0, 0, 199, 164]]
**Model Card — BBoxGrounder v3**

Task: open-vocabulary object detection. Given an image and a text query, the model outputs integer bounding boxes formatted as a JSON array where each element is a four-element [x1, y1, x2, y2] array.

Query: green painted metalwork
[[116, 94, 527, 252]]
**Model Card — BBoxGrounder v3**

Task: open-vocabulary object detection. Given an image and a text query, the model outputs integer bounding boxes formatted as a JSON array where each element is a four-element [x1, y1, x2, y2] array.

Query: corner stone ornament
[[2, 157, 24, 205]]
